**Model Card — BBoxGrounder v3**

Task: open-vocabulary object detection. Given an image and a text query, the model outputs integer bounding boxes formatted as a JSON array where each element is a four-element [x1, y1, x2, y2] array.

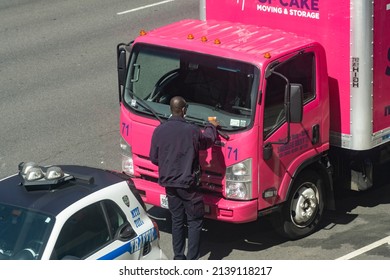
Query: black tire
[[275, 169, 325, 240]]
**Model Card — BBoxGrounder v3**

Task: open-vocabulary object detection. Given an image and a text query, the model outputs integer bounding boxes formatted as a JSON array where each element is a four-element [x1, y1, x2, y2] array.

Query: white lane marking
[[117, 0, 175, 15], [336, 236, 390, 260], [387, 3, 390, 10]]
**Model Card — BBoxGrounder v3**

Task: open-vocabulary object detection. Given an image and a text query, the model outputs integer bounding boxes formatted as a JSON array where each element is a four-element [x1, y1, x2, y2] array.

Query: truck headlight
[[120, 137, 134, 176], [225, 158, 252, 200]]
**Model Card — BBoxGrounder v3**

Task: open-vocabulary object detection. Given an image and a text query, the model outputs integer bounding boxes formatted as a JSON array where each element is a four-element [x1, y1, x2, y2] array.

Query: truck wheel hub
[[291, 184, 318, 226]]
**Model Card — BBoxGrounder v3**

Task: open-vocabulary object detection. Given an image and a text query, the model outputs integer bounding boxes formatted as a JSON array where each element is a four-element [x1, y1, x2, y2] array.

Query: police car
[[0, 162, 167, 260]]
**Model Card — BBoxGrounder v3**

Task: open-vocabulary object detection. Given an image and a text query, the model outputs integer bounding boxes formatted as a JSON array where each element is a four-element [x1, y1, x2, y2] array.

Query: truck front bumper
[[132, 178, 258, 223]]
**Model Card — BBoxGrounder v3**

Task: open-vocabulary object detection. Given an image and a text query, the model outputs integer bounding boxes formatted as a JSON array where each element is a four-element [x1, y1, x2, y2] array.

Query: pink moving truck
[[117, 0, 390, 239]]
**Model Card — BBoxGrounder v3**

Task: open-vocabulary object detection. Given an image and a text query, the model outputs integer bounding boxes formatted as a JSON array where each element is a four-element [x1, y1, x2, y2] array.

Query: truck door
[[259, 51, 318, 211]]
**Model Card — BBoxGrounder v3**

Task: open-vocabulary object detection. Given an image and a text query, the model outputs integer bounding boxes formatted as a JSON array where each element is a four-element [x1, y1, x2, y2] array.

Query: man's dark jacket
[[149, 116, 217, 188]]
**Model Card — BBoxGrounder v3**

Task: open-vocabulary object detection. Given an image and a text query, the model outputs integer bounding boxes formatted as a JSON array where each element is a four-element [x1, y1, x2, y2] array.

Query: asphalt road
[[1, 0, 390, 261], [150, 181, 390, 260]]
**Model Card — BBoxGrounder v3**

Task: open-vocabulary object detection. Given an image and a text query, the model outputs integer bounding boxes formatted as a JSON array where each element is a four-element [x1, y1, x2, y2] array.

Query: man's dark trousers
[[165, 186, 205, 260]]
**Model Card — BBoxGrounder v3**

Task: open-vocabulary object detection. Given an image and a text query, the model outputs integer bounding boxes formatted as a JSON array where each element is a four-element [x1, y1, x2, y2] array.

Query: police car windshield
[[0, 203, 54, 260], [124, 44, 259, 131]]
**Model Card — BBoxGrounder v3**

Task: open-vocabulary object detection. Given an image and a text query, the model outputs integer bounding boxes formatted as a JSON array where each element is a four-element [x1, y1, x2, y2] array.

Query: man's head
[[170, 96, 188, 117]]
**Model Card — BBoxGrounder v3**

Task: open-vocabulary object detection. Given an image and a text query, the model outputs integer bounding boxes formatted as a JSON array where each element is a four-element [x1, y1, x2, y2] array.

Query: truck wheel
[[277, 169, 325, 240]]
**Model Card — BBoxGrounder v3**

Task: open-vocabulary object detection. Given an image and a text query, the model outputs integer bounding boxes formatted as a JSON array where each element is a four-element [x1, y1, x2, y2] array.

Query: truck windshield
[[124, 44, 259, 131]]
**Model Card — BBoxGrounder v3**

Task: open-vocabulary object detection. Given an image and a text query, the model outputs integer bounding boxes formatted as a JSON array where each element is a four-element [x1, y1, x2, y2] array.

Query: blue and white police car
[[0, 162, 167, 260]]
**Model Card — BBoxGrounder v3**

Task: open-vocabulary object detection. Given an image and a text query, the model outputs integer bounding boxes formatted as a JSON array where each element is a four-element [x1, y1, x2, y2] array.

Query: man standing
[[149, 96, 219, 260]]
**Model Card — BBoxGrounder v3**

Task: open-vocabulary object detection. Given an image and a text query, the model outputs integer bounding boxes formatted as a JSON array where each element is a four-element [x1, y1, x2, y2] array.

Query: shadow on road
[[200, 217, 288, 259], [148, 206, 290, 259], [147, 167, 390, 259]]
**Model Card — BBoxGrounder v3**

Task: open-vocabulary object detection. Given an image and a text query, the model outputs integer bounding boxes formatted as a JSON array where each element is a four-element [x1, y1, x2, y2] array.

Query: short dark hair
[[170, 96, 187, 115]]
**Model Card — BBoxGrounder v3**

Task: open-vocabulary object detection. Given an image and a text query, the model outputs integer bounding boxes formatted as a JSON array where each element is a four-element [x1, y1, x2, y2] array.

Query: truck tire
[[277, 169, 325, 240]]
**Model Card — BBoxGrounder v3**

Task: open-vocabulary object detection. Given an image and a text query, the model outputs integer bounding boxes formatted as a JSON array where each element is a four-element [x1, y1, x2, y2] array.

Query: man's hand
[[208, 116, 220, 127]]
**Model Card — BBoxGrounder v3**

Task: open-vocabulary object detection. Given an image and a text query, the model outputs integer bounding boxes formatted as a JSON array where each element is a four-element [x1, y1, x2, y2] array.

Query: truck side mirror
[[117, 47, 127, 87], [289, 83, 303, 123]]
